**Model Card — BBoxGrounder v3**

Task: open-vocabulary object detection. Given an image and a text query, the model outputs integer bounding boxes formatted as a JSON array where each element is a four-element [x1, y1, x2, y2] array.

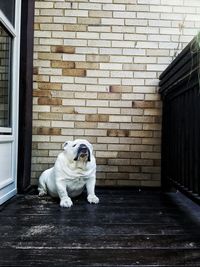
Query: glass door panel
[[0, 24, 12, 131], [0, 0, 15, 26]]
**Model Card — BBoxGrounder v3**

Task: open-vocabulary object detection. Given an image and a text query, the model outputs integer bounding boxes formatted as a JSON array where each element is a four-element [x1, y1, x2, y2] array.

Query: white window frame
[[0, 0, 21, 204]]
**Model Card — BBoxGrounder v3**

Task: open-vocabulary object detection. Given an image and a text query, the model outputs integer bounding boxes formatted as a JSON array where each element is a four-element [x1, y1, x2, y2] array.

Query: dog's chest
[[67, 176, 87, 197], [69, 176, 86, 187]]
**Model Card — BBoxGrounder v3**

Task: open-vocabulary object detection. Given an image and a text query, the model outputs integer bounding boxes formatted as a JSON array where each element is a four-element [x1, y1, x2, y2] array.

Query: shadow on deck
[[0, 188, 200, 266]]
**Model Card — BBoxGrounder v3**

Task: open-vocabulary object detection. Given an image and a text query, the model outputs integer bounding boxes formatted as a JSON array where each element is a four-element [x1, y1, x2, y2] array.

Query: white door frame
[[0, 0, 21, 205]]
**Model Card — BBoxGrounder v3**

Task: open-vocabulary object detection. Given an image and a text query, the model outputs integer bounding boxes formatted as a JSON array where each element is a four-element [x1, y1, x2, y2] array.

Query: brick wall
[[32, 0, 200, 187]]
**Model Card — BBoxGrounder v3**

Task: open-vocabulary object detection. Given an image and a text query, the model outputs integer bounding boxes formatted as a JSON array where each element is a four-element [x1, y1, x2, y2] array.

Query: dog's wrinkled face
[[63, 139, 93, 162]]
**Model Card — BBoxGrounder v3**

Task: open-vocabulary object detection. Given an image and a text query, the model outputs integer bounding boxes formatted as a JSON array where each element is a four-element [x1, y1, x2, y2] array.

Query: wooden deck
[[0, 188, 200, 266]]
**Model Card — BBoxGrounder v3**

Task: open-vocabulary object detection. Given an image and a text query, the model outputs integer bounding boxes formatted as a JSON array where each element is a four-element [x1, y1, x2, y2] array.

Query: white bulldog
[[38, 139, 99, 208]]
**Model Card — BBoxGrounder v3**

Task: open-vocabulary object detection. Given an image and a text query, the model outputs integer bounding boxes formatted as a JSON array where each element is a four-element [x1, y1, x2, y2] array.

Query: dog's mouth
[[74, 144, 91, 162], [79, 148, 88, 159]]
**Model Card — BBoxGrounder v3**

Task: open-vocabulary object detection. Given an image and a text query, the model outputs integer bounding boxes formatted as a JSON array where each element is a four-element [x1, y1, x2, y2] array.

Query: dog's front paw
[[60, 197, 73, 208], [87, 194, 99, 204], [38, 189, 47, 197]]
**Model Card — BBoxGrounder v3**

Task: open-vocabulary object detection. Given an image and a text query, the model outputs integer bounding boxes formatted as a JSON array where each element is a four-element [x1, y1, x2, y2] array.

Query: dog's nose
[[79, 144, 88, 152]]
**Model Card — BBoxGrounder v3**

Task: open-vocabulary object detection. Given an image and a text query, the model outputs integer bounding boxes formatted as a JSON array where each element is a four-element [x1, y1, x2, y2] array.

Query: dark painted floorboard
[[0, 188, 200, 266]]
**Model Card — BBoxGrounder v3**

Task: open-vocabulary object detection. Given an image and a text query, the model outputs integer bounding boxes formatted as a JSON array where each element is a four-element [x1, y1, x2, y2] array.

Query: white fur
[[38, 139, 99, 208]]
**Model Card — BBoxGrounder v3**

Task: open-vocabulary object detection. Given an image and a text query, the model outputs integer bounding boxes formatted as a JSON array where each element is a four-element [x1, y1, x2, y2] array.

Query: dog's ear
[[63, 141, 68, 150]]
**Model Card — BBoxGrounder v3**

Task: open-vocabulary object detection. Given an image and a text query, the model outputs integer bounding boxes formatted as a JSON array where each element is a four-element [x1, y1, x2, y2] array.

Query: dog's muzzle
[[74, 144, 91, 161]]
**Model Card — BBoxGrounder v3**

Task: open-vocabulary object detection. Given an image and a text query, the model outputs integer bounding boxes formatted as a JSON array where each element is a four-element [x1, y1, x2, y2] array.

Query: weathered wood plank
[[0, 248, 200, 266], [1, 235, 200, 250]]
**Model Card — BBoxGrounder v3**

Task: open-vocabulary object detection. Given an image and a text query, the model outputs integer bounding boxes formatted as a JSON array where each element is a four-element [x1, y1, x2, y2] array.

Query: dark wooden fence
[[159, 35, 200, 204]]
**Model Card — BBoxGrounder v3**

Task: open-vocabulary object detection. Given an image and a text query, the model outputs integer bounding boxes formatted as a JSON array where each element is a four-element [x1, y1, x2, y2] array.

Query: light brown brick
[[118, 152, 141, 159], [105, 173, 127, 180], [98, 92, 121, 100], [141, 152, 161, 159], [64, 24, 87, 32], [51, 61, 75, 69], [38, 112, 62, 120], [131, 145, 153, 152], [96, 158, 107, 165], [87, 55, 109, 63], [75, 122, 97, 128], [117, 180, 141, 186], [75, 62, 99, 70], [96, 151, 118, 158], [108, 159, 131, 165], [143, 123, 161, 131], [98, 137, 119, 144], [119, 166, 140, 173], [142, 166, 160, 173], [129, 131, 153, 138], [141, 180, 161, 187], [129, 173, 151, 180]]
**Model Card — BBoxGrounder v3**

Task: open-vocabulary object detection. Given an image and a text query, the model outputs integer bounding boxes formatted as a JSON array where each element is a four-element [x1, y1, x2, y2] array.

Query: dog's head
[[63, 139, 93, 162]]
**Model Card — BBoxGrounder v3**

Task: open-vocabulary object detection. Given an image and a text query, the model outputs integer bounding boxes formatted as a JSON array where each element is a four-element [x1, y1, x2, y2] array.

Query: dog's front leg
[[56, 179, 73, 208], [86, 177, 99, 204]]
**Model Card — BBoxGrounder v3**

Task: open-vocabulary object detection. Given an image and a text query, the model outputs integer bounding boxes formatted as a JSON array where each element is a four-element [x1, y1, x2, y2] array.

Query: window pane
[[0, 0, 15, 26], [0, 24, 12, 128]]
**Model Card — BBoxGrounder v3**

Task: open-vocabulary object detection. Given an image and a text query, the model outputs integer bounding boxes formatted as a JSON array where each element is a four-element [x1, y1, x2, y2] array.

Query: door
[[0, 0, 21, 204]]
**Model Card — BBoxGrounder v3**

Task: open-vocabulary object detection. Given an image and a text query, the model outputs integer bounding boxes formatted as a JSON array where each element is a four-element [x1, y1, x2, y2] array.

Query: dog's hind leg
[[38, 173, 48, 196]]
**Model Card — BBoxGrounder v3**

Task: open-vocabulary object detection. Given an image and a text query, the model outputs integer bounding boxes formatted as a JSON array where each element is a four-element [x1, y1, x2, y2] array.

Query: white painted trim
[[0, 188, 17, 205], [11, 0, 22, 192], [0, 178, 13, 190], [0, 127, 12, 133], [0, 136, 14, 142]]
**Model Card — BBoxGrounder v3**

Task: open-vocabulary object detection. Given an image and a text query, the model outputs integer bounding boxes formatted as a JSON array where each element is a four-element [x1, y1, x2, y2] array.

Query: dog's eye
[[72, 144, 76, 147]]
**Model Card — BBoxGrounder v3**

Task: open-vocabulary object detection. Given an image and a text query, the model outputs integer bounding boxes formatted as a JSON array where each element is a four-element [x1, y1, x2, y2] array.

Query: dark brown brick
[[109, 85, 132, 93], [37, 127, 61, 135], [38, 97, 62, 105], [86, 114, 109, 122], [62, 69, 86, 77], [96, 158, 107, 165], [38, 82, 62, 90], [33, 67, 39, 75], [132, 101, 155, 108], [51, 46, 75, 54], [107, 129, 129, 137], [33, 90, 51, 97]]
